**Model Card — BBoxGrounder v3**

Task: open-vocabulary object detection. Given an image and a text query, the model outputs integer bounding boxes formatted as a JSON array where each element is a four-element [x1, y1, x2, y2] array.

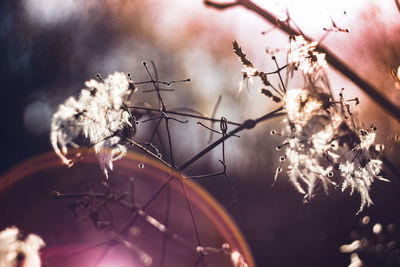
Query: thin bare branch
[[204, 0, 240, 10], [205, 0, 400, 123], [129, 106, 241, 126], [208, 95, 222, 142], [179, 107, 285, 171], [395, 0, 400, 14]]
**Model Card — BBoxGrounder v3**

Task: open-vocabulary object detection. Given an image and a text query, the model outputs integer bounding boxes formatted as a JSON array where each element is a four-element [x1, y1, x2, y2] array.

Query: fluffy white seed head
[[50, 72, 134, 177], [287, 35, 327, 75], [0, 226, 45, 267], [338, 130, 389, 214], [280, 86, 387, 212], [284, 88, 332, 130]]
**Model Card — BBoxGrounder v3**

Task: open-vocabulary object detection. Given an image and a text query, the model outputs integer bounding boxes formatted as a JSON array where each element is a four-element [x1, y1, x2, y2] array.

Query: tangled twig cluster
[[43, 31, 390, 265], [48, 59, 259, 266], [51, 177, 248, 267]]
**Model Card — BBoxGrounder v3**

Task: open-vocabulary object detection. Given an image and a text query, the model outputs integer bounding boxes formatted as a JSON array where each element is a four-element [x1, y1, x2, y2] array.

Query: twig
[[129, 106, 241, 126], [193, 117, 238, 201], [180, 180, 202, 247], [179, 106, 285, 171], [395, 0, 400, 14], [208, 95, 223, 142], [126, 138, 173, 169], [205, 0, 400, 123], [164, 117, 176, 167], [204, 0, 239, 9]]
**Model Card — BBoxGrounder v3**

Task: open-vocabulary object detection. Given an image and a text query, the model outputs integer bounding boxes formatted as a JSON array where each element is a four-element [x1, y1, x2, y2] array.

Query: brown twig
[[395, 0, 400, 14], [204, 0, 239, 9]]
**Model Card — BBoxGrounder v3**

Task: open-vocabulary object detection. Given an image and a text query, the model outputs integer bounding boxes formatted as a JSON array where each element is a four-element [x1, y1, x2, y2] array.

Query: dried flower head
[[232, 40, 260, 93], [284, 87, 332, 130], [232, 36, 387, 212], [277, 85, 388, 212], [287, 35, 327, 75], [0, 226, 45, 267], [51, 72, 135, 177], [238, 66, 258, 93], [279, 86, 339, 199], [338, 129, 389, 213]]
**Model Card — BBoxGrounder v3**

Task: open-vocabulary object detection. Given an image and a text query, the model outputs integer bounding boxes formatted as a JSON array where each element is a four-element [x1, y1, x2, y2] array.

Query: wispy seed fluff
[[50, 72, 135, 177], [280, 87, 340, 200], [287, 35, 327, 75], [279, 85, 388, 213], [0, 226, 45, 267]]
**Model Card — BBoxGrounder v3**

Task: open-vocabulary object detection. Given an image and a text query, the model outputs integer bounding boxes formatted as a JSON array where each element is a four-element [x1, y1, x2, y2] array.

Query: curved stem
[[129, 106, 241, 126], [126, 138, 173, 169]]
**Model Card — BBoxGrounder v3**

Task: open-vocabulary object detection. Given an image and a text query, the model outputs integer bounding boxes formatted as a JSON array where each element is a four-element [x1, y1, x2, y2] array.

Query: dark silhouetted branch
[[179, 106, 285, 171], [204, 0, 239, 9]]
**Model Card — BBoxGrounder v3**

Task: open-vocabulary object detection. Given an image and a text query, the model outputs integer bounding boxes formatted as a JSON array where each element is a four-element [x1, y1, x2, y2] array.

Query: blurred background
[[1, 0, 400, 266]]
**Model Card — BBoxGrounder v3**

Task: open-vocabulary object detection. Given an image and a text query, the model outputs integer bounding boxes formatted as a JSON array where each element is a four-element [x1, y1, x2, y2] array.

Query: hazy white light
[[23, 0, 95, 25], [339, 240, 360, 253], [361, 216, 370, 225], [397, 66, 400, 79], [372, 223, 383, 234], [231, 251, 248, 267], [24, 100, 52, 135]]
